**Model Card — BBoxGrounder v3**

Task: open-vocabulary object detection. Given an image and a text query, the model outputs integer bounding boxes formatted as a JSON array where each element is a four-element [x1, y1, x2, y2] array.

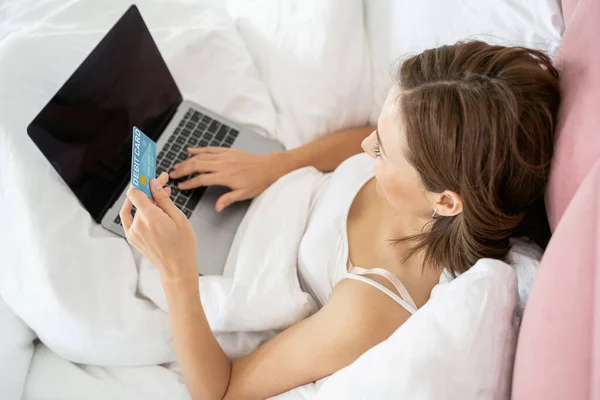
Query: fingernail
[[173, 164, 179, 169]]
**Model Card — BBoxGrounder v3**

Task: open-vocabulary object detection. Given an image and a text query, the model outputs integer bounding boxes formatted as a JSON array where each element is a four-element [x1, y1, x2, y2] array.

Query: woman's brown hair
[[394, 41, 560, 276]]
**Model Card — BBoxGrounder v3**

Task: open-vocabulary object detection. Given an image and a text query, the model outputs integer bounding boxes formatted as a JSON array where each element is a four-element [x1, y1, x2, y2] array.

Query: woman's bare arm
[[163, 274, 410, 400], [282, 125, 375, 173]]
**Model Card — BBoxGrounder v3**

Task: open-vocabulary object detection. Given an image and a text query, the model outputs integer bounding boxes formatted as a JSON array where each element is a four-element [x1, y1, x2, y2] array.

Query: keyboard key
[[175, 136, 185, 145], [167, 135, 175, 143], [172, 144, 181, 152], [184, 111, 191, 119], [230, 129, 239, 137], [188, 137, 198, 146], [182, 208, 192, 218], [186, 187, 205, 210], [182, 129, 191, 137], [176, 154, 187, 163], [175, 196, 187, 207], [216, 126, 228, 141], [224, 137, 235, 146], [200, 139, 209, 147], [178, 120, 185, 127], [201, 116, 211, 123], [182, 189, 192, 197], [185, 121, 195, 129], [114, 215, 121, 225], [160, 160, 171, 168], [208, 120, 219, 133], [170, 186, 180, 197], [191, 112, 200, 122], [166, 151, 176, 160]]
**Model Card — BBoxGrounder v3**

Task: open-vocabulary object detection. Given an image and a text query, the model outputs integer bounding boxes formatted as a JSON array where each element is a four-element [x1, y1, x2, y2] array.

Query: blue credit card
[[131, 126, 156, 199]]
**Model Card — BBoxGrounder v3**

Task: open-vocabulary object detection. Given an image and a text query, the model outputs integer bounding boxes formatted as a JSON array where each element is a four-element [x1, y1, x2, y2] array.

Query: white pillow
[[315, 259, 518, 399], [509, 238, 542, 326], [365, 0, 564, 123], [215, 0, 373, 148]]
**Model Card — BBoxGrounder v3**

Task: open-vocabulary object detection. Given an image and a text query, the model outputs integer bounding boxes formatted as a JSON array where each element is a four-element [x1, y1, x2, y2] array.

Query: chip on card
[[131, 126, 156, 199]]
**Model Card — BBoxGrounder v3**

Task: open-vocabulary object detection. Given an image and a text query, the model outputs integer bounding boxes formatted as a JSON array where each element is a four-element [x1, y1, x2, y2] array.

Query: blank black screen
[[27, 5, 182, 222]]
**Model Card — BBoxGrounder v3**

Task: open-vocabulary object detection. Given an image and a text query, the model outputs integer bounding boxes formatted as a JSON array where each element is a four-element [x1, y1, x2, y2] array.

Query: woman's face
[[362, 86, 434, 218]]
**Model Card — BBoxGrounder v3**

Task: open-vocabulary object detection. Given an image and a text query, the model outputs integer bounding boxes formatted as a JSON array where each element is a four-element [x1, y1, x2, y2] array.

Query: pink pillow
[[513, 0, 600, 397], [546, 0, 600, 228], [513, 161, 600, 399]]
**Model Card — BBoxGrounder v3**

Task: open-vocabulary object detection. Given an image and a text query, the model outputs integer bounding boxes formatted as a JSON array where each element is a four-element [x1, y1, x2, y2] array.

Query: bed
[[0, 1, 586, 399]]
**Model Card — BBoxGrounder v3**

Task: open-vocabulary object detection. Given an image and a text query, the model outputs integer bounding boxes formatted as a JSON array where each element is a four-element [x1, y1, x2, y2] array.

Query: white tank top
[[297, 153, 418, 314]]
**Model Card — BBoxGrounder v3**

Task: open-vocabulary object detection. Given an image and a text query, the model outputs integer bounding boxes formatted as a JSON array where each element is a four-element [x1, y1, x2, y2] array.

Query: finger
[[187, 146, 230, 155], [216, 189, 247, 212], [164, 187, 172, 197], [156, 171, 169, 187], [178, 173, 225, 190], [170, 159, 216, 179], [150, 178, 180, 220], [149, 173, 170, 207], [126, 186, 155, 215], [120, 197, 134, 231]]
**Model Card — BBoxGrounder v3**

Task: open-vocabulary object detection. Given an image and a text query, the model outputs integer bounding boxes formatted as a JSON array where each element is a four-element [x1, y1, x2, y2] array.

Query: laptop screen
[[27, 5, 182, 222]]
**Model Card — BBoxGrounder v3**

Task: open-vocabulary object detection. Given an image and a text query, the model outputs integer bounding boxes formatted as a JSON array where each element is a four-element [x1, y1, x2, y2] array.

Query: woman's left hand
[[120, 172, 198, 283]]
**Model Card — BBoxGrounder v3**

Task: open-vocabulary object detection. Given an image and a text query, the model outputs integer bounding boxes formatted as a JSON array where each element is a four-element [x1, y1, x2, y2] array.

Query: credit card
[[131, 126, 156, 199]]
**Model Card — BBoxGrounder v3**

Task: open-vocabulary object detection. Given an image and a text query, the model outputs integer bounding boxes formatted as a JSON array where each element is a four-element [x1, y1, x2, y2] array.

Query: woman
[[120, 41, 560, 399]]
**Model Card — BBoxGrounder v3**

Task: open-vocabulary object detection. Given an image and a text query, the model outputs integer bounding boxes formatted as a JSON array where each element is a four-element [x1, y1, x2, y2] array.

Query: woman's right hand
[[169, 147, 292, 212]]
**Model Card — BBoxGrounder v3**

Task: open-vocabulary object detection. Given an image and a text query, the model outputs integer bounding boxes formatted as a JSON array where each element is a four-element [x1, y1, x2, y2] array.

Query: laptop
[[27, 5, 284, 275]]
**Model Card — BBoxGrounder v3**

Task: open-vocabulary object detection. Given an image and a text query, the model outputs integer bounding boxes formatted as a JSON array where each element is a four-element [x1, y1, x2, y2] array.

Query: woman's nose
[[361, 132, 375, 157]]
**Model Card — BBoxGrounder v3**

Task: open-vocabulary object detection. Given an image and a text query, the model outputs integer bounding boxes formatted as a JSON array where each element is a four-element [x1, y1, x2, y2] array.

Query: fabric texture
[[218, 0, 373, 148], [545, 0, 600, 228], [513, 161, 600, 399], [512, 1, 600, 397]]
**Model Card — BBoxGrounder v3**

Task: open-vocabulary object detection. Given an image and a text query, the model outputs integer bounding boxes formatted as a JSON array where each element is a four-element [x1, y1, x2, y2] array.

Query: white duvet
[[0, 0, 562, 399]]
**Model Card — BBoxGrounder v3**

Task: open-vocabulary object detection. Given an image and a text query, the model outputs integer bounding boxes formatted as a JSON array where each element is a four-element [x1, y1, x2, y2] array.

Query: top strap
[[348, 266, 418, 311], [344, 273, 417, 314]]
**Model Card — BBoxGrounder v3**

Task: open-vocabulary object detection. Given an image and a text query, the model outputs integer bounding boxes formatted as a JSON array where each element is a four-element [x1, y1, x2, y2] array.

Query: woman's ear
[[434, 190, 463, 217]]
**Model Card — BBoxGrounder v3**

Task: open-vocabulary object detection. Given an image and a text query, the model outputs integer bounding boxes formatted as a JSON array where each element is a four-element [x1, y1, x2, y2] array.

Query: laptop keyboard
[[114, 108, 239, 226]]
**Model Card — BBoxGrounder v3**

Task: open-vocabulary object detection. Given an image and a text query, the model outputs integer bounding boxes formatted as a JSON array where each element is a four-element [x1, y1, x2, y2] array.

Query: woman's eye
[[373, 142, 382, 158]]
